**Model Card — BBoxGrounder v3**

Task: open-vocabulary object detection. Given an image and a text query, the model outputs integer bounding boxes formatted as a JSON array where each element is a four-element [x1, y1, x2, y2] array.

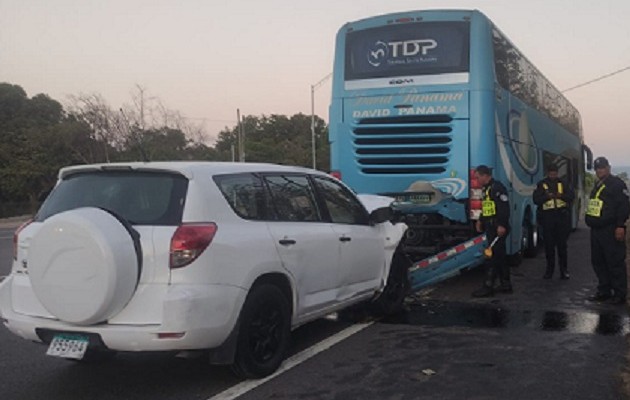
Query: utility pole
[[310, 73, 332, 170], [236, 109, 245, 162]]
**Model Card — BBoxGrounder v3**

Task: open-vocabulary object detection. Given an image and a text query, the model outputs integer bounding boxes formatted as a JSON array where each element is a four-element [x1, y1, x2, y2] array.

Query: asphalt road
[[0, 227, 13, 278], [1, 225, 628, 400]]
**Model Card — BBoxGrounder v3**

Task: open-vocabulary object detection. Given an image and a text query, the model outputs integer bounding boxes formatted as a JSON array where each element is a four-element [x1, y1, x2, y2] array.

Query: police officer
[[533, 164, 574, 279], [585, 157, 630, 305], [472, 165, 511, 297]]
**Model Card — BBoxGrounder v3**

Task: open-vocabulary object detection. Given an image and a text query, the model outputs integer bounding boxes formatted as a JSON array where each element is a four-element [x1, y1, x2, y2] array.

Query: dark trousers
[[591, 225, 627, 299], [484, 229, 509, 287], [541, 212, 570, 274]]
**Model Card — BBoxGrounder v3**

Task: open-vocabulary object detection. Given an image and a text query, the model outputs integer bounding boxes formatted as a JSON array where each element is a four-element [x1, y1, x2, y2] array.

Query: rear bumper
[[0, 277, 247, 352]]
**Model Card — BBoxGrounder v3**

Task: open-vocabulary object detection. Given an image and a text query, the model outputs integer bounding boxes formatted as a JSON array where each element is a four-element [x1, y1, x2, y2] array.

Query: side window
[[313, 176, 369, 225], [543, 152, 572, 183], [264, 175, 321, 222], [492, 29, 510, 90], [214, 173, 271, 220], [492, 28, 580, 137]]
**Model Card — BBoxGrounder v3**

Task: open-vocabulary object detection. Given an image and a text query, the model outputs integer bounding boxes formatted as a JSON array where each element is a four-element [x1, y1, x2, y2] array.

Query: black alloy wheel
[[232, 284, 291, 378]]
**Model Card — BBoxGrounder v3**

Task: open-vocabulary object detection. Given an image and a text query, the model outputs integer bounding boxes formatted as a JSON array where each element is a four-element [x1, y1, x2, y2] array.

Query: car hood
[[357, 193, 396, 213]]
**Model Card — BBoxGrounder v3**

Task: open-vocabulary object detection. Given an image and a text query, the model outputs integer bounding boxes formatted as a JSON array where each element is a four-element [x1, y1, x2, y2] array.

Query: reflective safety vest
[[586, 184, 606, 217], [542, 182, 567, 210], [482, 187, 497, 217]]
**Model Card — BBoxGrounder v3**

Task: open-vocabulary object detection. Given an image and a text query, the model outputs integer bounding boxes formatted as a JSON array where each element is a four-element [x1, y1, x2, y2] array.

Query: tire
[[29, 207, 140, 325], [508, 219, 537, 265], [232, 284, 291, 379], [370, 251, 410, 317], [523, 220, 538, 258]]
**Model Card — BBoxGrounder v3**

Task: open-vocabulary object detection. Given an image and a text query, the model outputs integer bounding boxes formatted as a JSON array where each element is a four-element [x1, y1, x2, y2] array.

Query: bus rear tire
[[522, 220, 538, 258], [508, 219, 537, 266]]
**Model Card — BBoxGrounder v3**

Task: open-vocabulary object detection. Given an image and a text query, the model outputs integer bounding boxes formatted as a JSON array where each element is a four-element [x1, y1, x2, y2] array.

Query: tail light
[[469, 169, 483, 220], [13, 219, 33, 260], [330, 171, 342, 180], [170, 223, 217, 269]]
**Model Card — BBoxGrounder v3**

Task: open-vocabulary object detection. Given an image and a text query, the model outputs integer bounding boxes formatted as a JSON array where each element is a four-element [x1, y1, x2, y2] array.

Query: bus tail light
[[170, 223, 217, 269], [330, 171, 342, 180], [469, 169, 483, 220]]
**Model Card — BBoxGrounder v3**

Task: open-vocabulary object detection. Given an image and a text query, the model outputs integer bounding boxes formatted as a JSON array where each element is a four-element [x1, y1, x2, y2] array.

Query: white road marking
[[207, 322, 374, 400]]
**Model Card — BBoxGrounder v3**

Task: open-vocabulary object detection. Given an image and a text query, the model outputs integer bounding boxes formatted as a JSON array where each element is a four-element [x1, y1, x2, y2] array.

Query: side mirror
[[583, 144, 593, 170], [369, 206, 393, 225]]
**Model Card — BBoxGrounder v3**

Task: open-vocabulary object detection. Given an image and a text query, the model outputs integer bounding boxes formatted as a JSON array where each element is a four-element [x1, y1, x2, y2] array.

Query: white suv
[[0, 162, 407, 378]]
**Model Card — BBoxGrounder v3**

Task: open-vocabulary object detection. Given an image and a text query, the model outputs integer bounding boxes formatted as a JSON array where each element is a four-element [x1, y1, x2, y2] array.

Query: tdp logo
[[368, 39, 438, 67], [367, 41, 389, 67], [389, 39, 437, 57]]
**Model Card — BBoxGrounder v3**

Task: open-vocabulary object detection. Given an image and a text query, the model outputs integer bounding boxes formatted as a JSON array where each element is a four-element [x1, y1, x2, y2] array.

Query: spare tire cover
[[29, 207, 140, 325]]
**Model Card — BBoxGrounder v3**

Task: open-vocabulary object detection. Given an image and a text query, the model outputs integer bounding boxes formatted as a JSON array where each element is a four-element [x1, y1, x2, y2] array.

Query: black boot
[[543, 266, 554, 279], [559, 270, 570, 280], [472, 285, 494, 298], [496, 281, 513, 294], [588, 291, 612, 302]]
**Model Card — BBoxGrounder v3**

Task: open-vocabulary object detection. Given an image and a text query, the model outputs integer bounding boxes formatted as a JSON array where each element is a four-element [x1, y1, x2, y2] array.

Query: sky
[[1, 0, 630, 166]]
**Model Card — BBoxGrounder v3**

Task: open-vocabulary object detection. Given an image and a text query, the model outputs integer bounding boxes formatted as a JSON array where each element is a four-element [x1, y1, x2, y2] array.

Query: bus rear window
[[345, 21, 470, 81]]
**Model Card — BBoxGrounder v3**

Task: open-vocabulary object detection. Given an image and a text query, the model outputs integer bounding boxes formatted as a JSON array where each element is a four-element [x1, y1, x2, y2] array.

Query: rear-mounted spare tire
[[29, 207, 140, 325]]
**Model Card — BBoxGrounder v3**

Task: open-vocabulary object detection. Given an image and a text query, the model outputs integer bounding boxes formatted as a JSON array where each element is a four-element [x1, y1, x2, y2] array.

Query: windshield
[[36, 171, 188, 225], [345, 21, 470, 81]]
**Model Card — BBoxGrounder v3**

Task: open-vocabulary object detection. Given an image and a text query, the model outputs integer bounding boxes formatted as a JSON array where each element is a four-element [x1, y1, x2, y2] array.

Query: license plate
[[46, 334, 89, 360], [395, 194, 432, 204]]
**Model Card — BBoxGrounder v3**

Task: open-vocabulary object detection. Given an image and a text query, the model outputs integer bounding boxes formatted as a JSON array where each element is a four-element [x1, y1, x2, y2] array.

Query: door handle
[[279, 239, 296, 246], [339, 236, 352, 242]]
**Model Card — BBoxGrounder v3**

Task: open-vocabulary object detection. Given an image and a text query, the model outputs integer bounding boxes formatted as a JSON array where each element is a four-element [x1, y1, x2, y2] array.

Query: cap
[[594, 157, 610, 169], [475, 165, 492, 175]]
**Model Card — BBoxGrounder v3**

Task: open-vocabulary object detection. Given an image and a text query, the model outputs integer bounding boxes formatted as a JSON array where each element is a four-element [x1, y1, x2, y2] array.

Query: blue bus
[[329, 9, 591, 284]]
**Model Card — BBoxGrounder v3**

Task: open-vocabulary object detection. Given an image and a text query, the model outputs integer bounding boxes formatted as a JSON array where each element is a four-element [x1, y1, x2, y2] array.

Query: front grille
[[353, 114, 454, 175]]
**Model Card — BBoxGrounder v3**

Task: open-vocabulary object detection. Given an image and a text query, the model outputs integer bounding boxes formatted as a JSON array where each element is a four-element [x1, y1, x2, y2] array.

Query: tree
[[0, 83, 28, 127], [0, 84, 139, 212], [69, 86, 211, 162], [0, 81, 332, 217], [213, 113, 329, 170], [617, 171, 629, 185], [584, 172, 595, 195], [0, 85, 91, 208], [67, 93, 125, 162]]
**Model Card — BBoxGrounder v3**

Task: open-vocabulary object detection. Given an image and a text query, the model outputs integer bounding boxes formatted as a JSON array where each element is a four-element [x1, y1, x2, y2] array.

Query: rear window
[[345, 21, 470, 81], [36, 171, 188, 225]]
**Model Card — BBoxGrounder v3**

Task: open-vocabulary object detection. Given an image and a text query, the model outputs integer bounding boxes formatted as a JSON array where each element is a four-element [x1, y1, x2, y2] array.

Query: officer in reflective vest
[[585, 157, 630, 305], [533, 164, 574, 279], [472, 165, 511, 297]]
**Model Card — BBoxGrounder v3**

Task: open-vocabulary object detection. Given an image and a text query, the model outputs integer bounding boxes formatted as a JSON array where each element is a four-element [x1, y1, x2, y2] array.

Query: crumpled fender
[[357, 194, 408, 283]]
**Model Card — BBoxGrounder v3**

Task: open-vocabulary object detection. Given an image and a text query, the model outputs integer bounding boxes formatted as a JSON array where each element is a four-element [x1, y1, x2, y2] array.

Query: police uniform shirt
[[533, 177, 574, 213], [481, 179, 510, 229], [585, 175, 630, 229]]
